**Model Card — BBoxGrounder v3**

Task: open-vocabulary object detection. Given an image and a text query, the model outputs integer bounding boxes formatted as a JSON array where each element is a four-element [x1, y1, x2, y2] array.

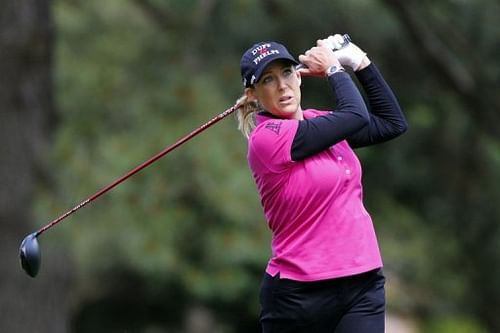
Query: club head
[[19, 233, 41, 278]]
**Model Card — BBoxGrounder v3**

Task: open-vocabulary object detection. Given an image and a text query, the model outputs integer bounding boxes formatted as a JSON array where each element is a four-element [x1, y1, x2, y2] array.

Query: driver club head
[[19, 233, 41, 278]]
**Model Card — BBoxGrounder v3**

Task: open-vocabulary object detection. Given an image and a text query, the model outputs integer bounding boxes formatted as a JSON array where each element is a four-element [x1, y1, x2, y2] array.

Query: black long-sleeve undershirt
[[291, 63, 408, 161]]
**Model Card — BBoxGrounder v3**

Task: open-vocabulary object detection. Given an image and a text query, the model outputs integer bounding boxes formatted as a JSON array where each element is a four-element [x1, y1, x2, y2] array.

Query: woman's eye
[[262, 76, 273, 84], [283, 68, 293, 76]]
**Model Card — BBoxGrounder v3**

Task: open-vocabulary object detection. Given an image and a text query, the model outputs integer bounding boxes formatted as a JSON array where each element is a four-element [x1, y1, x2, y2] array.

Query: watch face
[[327, 65, 338, 75], [327, 65, 344, 76]]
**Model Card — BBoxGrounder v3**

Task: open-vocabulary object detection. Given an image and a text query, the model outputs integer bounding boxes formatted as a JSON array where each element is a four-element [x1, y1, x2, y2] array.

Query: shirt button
[[337, 156, 343, 161], [345, 169, 351, 175]]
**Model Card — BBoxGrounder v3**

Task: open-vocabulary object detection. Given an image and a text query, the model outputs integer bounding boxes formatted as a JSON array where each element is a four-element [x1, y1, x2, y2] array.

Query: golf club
[[19, 33, 352, 278], [19, 102, 242, 277]]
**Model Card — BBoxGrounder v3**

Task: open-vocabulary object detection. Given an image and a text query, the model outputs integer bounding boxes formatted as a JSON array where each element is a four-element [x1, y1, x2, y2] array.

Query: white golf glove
[[326, 34, 366, 71]]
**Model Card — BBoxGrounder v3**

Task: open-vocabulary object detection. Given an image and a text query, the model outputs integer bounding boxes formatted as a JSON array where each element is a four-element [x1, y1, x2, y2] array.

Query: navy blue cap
[[240, 41, 299, 87]]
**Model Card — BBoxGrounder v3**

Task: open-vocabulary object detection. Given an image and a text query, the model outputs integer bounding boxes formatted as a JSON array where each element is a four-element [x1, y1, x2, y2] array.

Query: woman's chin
[[278, 106, 302, 119]]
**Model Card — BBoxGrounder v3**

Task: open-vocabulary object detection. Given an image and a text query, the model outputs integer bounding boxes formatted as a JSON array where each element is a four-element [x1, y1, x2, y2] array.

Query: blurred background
[[1, 0, 499, 332]]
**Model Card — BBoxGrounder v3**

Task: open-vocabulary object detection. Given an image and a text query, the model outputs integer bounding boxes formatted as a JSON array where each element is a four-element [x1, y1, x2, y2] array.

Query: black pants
[[259, 269, 385, 333]]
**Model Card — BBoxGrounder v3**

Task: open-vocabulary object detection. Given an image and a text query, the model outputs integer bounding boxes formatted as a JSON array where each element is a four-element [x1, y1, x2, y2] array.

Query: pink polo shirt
[[248, 110, 383, 281]]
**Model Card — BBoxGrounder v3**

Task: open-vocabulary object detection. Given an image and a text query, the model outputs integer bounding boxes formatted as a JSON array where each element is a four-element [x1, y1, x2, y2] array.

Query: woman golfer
[[236, 35, 408, 332]]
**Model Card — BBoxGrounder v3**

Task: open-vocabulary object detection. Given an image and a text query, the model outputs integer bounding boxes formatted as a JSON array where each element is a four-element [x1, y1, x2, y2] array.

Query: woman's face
[[247, 60, 303, 120]]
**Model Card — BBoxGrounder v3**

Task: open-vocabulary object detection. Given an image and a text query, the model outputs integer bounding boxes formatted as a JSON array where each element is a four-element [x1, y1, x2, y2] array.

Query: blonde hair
[[235, 93, 263, 139]]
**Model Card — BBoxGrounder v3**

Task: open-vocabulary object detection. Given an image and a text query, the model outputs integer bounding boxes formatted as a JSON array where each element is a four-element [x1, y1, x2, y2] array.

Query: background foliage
[[2, 0, 499, 332]]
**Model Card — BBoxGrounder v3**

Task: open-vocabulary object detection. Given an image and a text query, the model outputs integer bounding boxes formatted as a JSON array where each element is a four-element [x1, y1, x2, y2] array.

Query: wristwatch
[[326, 65, 345, 77]]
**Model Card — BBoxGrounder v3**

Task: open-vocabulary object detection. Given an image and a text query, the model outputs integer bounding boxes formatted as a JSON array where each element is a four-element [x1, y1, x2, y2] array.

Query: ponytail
[[235, 93, 262, 139]]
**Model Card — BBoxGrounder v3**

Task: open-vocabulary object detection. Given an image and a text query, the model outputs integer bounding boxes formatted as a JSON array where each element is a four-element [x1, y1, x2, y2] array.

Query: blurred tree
[[0, 0, 73, 332], [50, 0, 266, 331], [378, 0, 500, 331]]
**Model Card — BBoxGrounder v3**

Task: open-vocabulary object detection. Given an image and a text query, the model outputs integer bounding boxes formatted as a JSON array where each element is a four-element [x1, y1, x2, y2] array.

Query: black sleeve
[[347, 63, 408, 148], [291, 64, 408, 161], [291, 71, 370, 161]]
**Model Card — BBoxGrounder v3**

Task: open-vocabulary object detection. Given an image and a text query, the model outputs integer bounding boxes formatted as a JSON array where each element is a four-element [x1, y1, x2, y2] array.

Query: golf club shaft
[[35, 103, 241, 237]]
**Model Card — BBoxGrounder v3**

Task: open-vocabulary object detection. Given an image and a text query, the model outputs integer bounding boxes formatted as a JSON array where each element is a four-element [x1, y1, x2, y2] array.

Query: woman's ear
[[296, 69, 302, 86], [245, 87, 257, 101]]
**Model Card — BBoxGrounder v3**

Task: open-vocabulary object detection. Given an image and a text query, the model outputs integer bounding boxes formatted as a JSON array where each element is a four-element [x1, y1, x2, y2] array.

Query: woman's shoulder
[[251, 118, 297, 141], [250, 109, 332, 142], [248, 117, 299, 170]]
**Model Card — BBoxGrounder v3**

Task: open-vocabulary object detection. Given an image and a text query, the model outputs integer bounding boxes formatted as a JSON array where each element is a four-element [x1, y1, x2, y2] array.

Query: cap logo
[[251, 44, 280, 65]]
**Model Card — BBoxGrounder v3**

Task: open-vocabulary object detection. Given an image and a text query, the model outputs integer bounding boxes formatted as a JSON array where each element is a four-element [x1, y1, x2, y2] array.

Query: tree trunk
[[0, 0, 73, 331]]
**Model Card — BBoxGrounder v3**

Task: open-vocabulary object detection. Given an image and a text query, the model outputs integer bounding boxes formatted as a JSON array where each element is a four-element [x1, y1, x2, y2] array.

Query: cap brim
[[252, 56, 299, 85]]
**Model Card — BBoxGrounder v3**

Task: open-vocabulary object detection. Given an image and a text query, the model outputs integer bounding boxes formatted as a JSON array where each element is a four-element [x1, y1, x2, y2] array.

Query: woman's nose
[[277, 77, 287, 89]]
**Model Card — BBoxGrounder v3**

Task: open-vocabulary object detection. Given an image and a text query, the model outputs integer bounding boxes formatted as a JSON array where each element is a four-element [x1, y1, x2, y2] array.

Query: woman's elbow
[[398, 118, 409, 135], [357, 107, 371, 128]]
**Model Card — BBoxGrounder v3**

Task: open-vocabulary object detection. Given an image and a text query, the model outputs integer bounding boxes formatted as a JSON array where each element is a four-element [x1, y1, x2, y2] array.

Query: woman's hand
[[297, 39, 342, 77]]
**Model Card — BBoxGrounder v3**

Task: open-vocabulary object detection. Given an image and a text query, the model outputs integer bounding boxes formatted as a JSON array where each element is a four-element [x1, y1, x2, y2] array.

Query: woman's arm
[[291, 71, 369, 161], [346, 63, 408, 148]]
